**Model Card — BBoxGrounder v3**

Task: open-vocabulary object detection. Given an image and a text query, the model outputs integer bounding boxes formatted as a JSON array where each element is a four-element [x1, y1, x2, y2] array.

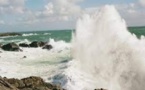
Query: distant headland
[[0, 32, 22, 37]]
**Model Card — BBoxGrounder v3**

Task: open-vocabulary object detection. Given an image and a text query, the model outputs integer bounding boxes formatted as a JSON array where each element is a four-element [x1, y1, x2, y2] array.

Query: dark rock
[[29, 41, 39, 47], [29, 41, 46, 48], [42, 45, 53, 50], [1, 43, 21, 51], [19, 43, 29, 47], [0, 32, 22, 37]]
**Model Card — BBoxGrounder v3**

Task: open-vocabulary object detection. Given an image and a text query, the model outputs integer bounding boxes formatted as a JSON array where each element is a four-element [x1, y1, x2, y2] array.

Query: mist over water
[[62, 5, 145, 90]]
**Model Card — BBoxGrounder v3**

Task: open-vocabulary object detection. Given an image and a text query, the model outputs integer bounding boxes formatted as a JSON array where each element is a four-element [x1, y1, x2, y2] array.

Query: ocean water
[[0, 30, 72, 44], [0, 5, 145, 90]]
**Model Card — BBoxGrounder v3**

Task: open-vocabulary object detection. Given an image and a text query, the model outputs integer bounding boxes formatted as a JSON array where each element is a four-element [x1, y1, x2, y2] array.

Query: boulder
[[42, 45, 53, 50], [19, 43, 29, 47], [29, 41, 46, 48], [1, 43, 21, 51]]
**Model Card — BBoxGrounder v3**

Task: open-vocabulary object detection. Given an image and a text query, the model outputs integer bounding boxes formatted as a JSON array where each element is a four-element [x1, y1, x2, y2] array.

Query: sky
[[0, 0, 145, 32]]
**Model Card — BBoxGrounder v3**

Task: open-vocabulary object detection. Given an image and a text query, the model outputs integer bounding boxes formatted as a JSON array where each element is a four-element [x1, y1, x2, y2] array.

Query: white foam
[[18, 39, 31, 44], [49, 38, 71, 52], [0, 35, 19, 39], [62, 5, 145, 90], [44, 33, 51, 35], [22, 33, 38, 36], [0, 39, 71, 82]]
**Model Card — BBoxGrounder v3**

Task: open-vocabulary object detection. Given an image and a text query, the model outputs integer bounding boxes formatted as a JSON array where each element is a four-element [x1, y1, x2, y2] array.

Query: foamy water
[[61, 5, 145, 90], [0, 39, 71, 82], [22, 33, 38, 36]]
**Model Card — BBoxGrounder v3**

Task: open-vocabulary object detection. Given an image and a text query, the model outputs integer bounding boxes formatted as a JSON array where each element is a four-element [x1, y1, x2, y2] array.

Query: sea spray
[[62, 5, 145, 90]]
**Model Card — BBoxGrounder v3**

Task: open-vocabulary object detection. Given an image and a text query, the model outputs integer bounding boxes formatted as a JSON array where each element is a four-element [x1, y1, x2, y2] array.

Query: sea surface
[[0, 30, 73, 44], [0, 27, 145, 44], [1, 5, 145, 90], [0, 28, 145, 90]]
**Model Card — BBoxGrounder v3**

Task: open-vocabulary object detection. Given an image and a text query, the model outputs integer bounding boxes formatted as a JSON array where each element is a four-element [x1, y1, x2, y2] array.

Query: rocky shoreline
[[0, 76, 106, 90], [0, 76, 64, 90]]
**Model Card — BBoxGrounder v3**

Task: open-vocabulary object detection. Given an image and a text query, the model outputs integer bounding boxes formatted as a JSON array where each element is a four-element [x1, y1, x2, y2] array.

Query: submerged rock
[[1, 43, 21, 51], [0, 76, 65, 90]]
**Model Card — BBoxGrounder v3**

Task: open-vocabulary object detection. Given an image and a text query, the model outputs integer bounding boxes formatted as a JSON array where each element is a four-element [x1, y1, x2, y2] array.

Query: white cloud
[[21, 0, 84, 25], [0, 0, 8, 5], [0, 0, 25, 14], [53, 0, 82, 15], [116, 3, 138, 14], [2, 0, 144, 29], [139, 0, 145, 7], [115, 3, 145, 26], [43, 2, 54, 15], [0, 20, 5, 24]]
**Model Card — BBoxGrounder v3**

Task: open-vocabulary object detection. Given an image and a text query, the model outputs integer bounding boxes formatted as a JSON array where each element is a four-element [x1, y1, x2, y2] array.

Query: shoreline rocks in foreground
[[0, 76, 107, 90], [0, 76, 64, 90]]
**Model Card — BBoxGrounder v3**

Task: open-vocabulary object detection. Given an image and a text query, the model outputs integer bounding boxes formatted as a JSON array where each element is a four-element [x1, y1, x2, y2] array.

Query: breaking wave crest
[[59, 5, 145, 90]]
